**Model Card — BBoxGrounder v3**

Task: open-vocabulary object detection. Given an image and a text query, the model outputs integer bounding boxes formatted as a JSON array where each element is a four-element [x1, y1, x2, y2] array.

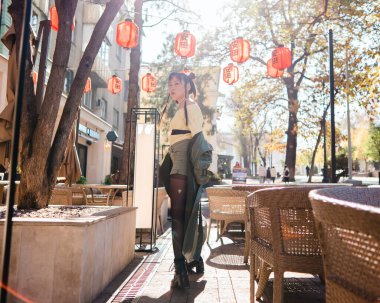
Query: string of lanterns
[[141, 73, 157, 93], [107, 75, 123, 94], [48, 4, 293, 93], [223, 63, 239, 85]]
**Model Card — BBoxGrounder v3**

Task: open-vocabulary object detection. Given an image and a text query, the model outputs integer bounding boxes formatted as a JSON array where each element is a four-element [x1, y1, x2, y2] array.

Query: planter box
[[0, 206, 137, 303]]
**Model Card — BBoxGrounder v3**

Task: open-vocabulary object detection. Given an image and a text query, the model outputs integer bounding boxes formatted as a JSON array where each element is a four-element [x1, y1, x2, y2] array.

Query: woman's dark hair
[[168, 72, 197, 126], [168, 72, 197, 98]]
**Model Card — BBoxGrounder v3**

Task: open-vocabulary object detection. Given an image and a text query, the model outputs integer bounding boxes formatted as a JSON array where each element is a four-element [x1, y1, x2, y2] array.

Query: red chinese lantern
[[266, 59, 284, 78], [229, 38, 250, 63], [223, 63, 239, 85], [272, 45, 292, 70], [174, 30, 196, 59], [116, 19, 139, 48], [141, 73, 157, 93], [32, 71, 38, 84], [50, 6, 75, 32], [107, 75, 122, 94], [84, 78, 91, 93]]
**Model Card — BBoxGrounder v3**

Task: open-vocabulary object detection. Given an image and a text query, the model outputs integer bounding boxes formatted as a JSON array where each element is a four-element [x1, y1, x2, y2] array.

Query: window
[[99, 98, 107, 119], [113, 109, 119, 128], [31, 12, 38, 34], [63, 69, 74, 94], [83, 91, 92, 108], [99, 40, 110, 66]]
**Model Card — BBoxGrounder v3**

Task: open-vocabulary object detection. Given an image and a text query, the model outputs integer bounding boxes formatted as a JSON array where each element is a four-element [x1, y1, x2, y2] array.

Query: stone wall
[[0, 206, 137, 303]]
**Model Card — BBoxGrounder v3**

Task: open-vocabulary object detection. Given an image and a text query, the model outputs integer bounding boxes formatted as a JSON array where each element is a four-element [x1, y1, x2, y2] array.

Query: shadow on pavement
[[206, 241, 249, 271], [136, 280, 207, 303]]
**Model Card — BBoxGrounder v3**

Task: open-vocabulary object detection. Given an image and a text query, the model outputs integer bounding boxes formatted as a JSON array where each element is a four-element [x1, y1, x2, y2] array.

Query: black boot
[[186, 257, 204, 274], [171, 258, 190, 289]]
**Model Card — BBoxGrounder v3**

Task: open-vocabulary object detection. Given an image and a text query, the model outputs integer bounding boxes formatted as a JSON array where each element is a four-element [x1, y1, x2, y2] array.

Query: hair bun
[[188, 72, 196, 80]]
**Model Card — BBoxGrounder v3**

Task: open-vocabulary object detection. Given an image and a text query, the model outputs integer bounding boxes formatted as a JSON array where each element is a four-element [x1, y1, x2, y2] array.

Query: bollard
[[378, 171, 380, 185]]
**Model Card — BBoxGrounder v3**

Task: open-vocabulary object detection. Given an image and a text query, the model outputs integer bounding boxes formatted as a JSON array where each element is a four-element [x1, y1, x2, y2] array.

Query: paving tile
[[94, 198, 325, 303]]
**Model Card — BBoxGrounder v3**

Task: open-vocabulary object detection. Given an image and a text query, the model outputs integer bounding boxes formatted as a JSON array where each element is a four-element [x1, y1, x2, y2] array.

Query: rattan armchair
[[206, 187, 249, 243], [309, 187, 380, 303], [234, 184, 291, 264], [249, 186, 326, 303], [155, 187, 169, 235]]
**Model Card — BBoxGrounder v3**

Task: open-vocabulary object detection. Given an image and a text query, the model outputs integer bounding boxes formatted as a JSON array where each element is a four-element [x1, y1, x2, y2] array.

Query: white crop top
[[169, 102, 203, 145]]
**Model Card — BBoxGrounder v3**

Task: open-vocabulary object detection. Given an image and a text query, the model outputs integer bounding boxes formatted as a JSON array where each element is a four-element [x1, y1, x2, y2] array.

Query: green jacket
[[159, 132, 213, 262]]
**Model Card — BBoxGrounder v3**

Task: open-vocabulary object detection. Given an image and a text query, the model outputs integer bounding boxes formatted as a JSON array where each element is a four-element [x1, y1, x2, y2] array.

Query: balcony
[[85, 53, 111, 88]]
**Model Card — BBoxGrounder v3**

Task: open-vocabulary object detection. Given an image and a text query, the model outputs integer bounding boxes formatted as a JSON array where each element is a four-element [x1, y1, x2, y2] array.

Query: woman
[[167, 71, 205, 288]]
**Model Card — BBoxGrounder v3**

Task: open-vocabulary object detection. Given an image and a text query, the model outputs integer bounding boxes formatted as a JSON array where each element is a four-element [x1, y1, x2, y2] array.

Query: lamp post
[[345, 46, 353, 180], [328, 29, 337, 183]]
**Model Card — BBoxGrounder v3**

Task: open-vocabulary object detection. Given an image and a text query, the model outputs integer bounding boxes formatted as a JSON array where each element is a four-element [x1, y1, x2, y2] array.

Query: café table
[[0, 180, 21, 204], [73, 184, 129, 206]]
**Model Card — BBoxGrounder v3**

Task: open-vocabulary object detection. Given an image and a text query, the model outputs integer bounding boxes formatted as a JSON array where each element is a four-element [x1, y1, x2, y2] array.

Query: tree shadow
[[261, 276, 325, 303], [132, 280, 207, 303]]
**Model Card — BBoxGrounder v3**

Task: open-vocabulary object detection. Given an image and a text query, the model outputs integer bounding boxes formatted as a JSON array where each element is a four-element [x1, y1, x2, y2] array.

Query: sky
[[141, 0, 230, 63], [140, 0, 235, 132]]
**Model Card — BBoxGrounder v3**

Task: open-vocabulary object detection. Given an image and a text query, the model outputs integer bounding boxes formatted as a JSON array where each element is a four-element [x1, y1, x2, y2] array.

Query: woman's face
[[168, 76, 185, 102]]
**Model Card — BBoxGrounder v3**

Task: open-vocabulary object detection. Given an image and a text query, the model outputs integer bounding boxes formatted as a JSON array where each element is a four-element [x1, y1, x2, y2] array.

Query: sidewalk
[[95, 198, 325, 303]]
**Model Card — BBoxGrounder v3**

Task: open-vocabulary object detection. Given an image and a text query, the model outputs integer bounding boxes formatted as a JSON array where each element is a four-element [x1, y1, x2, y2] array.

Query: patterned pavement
[[95, 199, 325, 303]]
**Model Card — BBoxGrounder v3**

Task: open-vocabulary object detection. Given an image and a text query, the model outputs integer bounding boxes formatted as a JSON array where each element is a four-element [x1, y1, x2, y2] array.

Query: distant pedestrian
[[283, 165, 290, 183], [306, 165, 310, 177], [270, 166, 276, 183], [266, 167, 271, 183], [258, 164, 266, 183]]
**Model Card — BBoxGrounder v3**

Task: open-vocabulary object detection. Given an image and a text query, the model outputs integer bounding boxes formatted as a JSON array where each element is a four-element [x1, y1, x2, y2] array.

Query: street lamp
[[328, 29, 337, 183]]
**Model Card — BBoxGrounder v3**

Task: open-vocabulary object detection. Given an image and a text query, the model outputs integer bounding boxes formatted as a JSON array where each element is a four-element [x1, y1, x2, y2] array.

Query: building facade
[[0, 0, 131, 183]]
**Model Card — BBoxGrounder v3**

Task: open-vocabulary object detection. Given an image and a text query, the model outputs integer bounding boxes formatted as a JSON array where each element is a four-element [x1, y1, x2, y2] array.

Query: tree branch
[[296, 56, 309, 87], [307, 0, 329, 31], [143, 9, 177, 27], [250, 56, 266, 65], [28, 0, 78, 177], [280, 0, 289, 24], [143, 0, 199, 17], [48, 0, 124, 178], [263, 0, 279, 45]]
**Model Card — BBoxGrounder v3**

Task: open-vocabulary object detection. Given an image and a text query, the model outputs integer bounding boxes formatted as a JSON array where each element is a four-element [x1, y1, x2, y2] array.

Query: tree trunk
[[15, 0, 124, 208], [253, 136, 259, 176], [119, 0, 143, 185], [284, 75, 299, 181], [308, 127, 322, 183]]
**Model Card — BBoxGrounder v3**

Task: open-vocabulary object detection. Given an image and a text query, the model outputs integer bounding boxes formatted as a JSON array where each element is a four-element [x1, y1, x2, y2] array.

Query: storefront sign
[[79, 124, 100, 140], [232, 166, 247, 184]]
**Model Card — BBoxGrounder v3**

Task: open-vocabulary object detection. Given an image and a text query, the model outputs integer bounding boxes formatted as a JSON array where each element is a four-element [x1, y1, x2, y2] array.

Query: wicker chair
[[309, 187, 380, 303], [206, 187, 249, 242], [248, 186, 327, 303], [233, 184, 290, 264], [155, 187, 169, 235], [50, 186, 87, 205]]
